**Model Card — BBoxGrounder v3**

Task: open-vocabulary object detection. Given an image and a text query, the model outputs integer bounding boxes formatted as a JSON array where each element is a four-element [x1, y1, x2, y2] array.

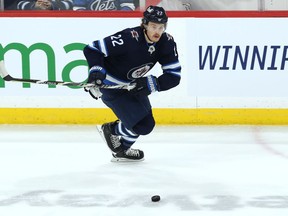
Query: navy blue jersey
[[84, 26, 181, 91]]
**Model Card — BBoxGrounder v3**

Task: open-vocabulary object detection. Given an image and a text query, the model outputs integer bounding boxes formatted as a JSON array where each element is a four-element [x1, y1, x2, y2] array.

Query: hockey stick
[[0, 60, 134, 90]]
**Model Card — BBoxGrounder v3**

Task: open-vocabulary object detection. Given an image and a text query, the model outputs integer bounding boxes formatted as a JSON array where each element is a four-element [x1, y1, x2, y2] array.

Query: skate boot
[[101, 121, 123, 153], [111, 148, 144, 162]]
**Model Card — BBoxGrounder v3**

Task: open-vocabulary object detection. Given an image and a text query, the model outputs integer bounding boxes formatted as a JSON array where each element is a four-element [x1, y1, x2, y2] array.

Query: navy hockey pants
[[100, 89, 155, 135]]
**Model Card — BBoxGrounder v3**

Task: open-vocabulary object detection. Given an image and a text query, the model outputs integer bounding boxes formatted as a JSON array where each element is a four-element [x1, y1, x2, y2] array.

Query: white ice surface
[[0, 125, 288, 216]]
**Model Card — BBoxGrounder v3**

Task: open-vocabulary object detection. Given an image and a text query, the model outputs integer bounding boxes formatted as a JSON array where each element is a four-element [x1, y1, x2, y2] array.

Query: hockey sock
[[114, 121, 139, 150]]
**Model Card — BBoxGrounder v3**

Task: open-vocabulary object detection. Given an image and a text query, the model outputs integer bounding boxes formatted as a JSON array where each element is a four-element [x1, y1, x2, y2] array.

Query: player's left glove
[[130, 75, 159, 97]]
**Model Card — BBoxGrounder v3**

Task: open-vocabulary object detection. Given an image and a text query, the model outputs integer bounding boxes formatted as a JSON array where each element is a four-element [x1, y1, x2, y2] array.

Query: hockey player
[[72, 0, 135, 10], [83, 5, 181, 162]]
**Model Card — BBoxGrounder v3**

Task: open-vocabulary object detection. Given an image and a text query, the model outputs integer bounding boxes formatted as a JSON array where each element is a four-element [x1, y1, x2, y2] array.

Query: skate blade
[[96, 125, 104, 138], [111, 156, 145, 163]]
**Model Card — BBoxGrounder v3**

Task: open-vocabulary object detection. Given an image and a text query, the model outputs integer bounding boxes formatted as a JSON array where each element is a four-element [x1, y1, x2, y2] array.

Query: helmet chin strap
[[143, 28, 154, 44]]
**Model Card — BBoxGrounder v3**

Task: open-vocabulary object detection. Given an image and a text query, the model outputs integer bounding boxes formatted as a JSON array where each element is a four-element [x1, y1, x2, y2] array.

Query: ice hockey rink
[[0, 124, 288, 216]]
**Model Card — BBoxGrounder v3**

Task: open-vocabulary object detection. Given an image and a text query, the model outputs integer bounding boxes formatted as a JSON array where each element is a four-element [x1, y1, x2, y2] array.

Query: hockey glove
[[130, 75, 159, 97], [88, 65, 106, 86], [84, 86, 102, 100], [85, 65, 106, 100]]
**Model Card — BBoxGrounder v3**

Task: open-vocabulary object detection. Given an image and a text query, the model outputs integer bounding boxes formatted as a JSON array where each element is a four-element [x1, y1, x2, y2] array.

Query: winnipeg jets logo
[[147, 6, 153, 13], [90, 0, 116, 11], [166, 33, 173, 41], [131, 30, 139, 41], [127, 63, 154, 79]]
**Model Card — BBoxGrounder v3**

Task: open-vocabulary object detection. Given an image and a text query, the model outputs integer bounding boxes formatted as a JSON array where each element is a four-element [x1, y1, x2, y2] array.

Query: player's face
[[146, 22, 165, 43]]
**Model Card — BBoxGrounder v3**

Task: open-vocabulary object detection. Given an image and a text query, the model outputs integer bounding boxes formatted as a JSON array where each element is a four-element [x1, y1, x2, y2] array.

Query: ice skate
[[111, 148, 144, 162], [98, 121, 123, 153]]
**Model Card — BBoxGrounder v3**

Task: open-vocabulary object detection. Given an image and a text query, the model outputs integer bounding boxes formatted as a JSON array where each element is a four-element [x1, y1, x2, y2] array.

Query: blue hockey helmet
[[142, 5, 168, 25]]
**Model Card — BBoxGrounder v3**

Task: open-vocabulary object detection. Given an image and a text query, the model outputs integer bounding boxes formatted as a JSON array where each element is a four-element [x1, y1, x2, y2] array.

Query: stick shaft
[[0, 60, 132, 90]]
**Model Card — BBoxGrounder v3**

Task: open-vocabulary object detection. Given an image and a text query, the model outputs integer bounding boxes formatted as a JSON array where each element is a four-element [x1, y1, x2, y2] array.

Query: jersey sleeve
[[157, 33, 181, 91], [83, 29, 131, 68], [94, 30, 131, 57]]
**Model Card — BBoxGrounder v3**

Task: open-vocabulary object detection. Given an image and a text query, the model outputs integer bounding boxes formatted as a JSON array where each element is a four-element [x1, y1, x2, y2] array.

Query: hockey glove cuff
[[84, 86, 102, 100], [88, 65, 106, 86], [130, 75, 159, 97]]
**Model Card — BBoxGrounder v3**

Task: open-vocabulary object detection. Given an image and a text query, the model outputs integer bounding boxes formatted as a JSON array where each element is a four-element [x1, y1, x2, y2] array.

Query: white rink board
[[187, 18, 288, 97], [1, 17, 288, 108]]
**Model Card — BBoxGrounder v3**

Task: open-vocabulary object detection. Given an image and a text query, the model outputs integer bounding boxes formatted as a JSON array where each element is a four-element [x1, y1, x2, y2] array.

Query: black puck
[[151, 195, 161, 202]]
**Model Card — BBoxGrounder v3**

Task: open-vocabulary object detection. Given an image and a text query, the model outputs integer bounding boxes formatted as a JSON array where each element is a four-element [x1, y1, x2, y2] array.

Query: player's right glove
[[84, 65, 106, 100], [87, 65, 106, 86], [84, 86, 102, 100]]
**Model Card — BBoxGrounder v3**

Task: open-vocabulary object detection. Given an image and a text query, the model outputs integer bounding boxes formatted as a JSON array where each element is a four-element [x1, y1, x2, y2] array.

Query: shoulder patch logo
[[131, 30, 139, 42], [166, 33, 173, 41]]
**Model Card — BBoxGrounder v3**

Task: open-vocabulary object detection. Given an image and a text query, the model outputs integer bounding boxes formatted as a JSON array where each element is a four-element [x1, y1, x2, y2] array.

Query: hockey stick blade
[[0, 60, 134, 90]]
